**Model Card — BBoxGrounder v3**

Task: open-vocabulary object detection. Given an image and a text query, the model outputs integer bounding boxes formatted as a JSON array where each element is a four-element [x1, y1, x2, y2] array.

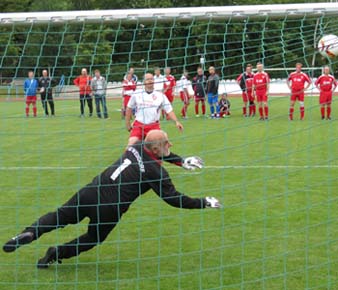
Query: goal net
[[1, 3, 338, 290]]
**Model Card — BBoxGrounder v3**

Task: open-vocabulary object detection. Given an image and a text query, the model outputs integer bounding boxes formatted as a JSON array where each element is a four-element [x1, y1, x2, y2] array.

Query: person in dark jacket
[[193, 67, 207, 117], [3, 130, 221, 268], [39, 70, 55, 116]]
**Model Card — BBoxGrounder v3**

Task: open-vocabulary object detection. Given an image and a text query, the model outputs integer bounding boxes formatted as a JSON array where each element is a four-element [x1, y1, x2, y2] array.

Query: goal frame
[[0, 3, 338, 24]]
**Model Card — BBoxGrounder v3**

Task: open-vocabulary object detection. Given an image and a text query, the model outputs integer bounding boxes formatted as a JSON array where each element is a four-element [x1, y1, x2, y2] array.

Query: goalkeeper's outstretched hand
[[205, 197, 222, 209], [182, 156, 204, 170]]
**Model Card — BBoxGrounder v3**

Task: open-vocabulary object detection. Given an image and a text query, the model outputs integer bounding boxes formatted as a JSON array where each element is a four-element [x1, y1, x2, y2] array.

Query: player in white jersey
[[125, 73, 183, 146], [179, 71, 191, 118], [154, 67, 165, 92]]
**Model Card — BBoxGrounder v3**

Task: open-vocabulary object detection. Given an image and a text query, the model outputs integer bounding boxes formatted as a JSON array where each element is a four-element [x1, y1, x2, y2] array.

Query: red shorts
[[26, 96, 37, 105], [255, 91, 268, 102], [195, 95, 205, 102], [242, 92, 254, 102], [123, 95, 131, 108], [165, 92, 174, 103], [180, 91, 190, 104], [291, 93, 304, 102], [130, 120, 161, 140], [319, 92, 332, 105]]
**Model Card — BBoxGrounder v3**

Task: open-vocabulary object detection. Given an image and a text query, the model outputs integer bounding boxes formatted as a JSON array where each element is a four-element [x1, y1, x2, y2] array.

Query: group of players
[[237, 62, 337, 120], [23, 62, 337, 121]]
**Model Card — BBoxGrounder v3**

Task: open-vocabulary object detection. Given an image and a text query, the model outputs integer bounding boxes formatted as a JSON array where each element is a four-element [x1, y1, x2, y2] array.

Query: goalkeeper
[[3, 130, 221, 268]]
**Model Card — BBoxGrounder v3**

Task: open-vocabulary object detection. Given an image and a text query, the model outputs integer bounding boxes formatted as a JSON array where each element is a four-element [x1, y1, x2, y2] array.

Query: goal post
[[1, 3, 338, 290]]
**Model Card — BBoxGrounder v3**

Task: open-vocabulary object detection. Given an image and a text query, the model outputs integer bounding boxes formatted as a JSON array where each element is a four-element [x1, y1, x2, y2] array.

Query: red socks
[[289, 107, 294, 120], [300, 107, 304, 119], [243, 106, 247, 116], [327, 107, 331, 118], [264, 106, 268, 118], [202, 103, 206, 115], [181, 105, 188, 117], [25, 107, 29, 116], [259, 107, 263, 118], [321, 107, 325, 118], [195, 103, 199, 115]]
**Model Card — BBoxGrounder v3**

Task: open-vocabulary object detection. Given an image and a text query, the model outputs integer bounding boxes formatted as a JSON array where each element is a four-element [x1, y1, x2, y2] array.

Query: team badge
[[152, 94, 157, 100]]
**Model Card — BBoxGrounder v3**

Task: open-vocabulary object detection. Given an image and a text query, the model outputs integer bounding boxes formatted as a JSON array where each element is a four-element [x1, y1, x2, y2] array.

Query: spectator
[[206, 66, 219, 118], [163, 67, 176, 119], [124, 67, 138, 83], [91, 69, 108, 119], [179, 70, 191, 119], [39, 69, 55, 117], [192, 67, 207, 117], [74, 68, 93, 117], [122, 73, 137, 118], [24, 71, 39, 117], [154, 67, 165, 92], [217, 93, 231, 118]]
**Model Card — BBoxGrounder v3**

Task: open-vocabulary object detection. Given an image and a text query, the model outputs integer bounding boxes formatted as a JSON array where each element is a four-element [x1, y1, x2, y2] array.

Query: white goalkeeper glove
[[205, 197, 222, 208], [182, 156, 204, 171]]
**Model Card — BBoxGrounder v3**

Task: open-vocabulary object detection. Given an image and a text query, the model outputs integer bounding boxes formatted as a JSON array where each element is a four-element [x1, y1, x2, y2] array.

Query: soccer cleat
[[3, 232, 34, 253], [321, 116, 325, 120], [327, 117, 331, 120], [265, 117, 269, 121], [259, 117, 264, 121], [195, 114, 200, 117], [37, 247, 61, 269]]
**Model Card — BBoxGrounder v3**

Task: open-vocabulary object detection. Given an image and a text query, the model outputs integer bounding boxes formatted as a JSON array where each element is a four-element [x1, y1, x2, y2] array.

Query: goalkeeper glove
[[182, 156, 204, 170], [205, 197, 222, 208]]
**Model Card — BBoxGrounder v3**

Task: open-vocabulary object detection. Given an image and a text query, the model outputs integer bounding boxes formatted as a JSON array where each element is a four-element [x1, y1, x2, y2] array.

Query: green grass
[[1, 96, 338, 290]]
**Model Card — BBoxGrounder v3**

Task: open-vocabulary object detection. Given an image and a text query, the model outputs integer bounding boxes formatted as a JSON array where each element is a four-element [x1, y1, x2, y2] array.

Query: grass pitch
[[0, 96, 338, 290]]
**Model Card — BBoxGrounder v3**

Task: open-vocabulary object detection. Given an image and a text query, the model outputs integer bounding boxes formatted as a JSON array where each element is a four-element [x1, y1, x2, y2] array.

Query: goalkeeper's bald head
[[144, 130, 172, 158]]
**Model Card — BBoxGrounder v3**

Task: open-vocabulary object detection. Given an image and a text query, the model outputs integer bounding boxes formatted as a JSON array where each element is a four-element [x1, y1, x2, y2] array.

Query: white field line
[[0, 165, 338, 170]]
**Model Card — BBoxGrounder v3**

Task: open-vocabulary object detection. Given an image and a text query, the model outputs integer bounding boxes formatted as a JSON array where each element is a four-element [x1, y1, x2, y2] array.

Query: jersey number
[[110, 158, 132, 181]]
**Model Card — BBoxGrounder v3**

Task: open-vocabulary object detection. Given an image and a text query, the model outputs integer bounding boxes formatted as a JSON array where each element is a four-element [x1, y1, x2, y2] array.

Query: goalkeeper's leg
[[3, 188, 93, 253], [38, 204, 118, 268]]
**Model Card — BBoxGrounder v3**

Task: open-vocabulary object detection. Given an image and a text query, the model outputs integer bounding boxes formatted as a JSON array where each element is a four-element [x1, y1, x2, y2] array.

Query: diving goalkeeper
[[3, 130, 221, 268]]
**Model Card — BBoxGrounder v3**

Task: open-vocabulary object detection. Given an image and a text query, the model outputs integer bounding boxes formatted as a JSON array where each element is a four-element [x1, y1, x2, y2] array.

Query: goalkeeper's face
[[158, 134, 172, 157]]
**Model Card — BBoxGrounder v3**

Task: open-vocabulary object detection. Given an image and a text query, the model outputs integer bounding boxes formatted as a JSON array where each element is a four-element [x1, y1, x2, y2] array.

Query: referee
[[3, 130, 221, 268]]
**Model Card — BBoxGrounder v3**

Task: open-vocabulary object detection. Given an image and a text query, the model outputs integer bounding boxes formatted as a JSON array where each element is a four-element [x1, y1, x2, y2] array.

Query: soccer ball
[[318, 34, 338, 58]]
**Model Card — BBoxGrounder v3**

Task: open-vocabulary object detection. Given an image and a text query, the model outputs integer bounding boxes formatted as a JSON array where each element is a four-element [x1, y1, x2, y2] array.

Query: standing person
[[154, 67, 165, 92], [253, 62, 270, 120], [236, 64, 255, 117], [179, 70, 191, 119], [122, 73, 137, 118], [206, 66, 219, 118], [125, 73, 183, 146], [3, 129, 220, 268], [192, 67, 207, 117], [163, 67, 176, 120], [91, 69, 108, 119], [73, 68, 93, 117], [286, 63, 311, 120], [39, 69, 55, 117], [124, 67, 138, 83], [315, 66, 337, 120], [24, 71, 39, 117]]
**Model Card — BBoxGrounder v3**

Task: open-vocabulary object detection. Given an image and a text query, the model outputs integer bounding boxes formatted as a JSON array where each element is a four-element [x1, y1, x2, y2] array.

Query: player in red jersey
[[286, 63, 311, 120], [237, 64, 255, 117], [122, 73, 137, 118], [252, 62, 270, 120], [315, 66, 337, 120], [163, 67, 176, 119]]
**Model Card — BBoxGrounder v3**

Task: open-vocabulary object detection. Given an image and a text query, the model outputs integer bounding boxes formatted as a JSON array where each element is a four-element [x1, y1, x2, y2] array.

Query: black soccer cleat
[[37, 247, 61, 269], [3, 232, 34, 253]]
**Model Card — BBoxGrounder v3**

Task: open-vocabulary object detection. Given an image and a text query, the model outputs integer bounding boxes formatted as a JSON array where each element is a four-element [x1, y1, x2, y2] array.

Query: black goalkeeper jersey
[[90, 144, 206, 212]]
